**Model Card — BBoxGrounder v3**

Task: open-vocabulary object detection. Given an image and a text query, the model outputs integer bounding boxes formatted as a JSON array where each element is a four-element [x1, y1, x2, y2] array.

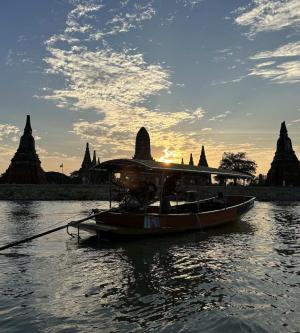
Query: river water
[[0, 201, 299, 333]]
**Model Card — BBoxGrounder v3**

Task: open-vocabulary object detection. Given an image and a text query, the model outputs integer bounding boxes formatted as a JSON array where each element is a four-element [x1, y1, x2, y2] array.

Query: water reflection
[[73, 220, 256, 330], [0, 201, 299, 333]]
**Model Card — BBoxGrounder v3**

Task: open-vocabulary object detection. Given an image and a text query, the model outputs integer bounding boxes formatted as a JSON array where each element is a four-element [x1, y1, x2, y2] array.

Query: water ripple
[[0, 201, 299, 332]]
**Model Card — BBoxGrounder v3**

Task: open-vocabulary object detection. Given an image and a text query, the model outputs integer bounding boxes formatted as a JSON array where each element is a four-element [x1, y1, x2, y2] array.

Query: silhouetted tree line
[[215, 152, 257, 185]]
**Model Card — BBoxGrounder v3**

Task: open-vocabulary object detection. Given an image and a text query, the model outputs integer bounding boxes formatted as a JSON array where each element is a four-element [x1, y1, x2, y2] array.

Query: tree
[[216, 152, 257, 185]]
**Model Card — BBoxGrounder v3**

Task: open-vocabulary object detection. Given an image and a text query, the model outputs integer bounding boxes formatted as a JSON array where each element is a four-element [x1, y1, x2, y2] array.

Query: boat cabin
[[94, 158, 253, 210]]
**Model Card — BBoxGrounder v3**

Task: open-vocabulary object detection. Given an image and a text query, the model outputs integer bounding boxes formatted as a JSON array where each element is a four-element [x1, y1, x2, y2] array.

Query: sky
[[0, 0, 299, 175]]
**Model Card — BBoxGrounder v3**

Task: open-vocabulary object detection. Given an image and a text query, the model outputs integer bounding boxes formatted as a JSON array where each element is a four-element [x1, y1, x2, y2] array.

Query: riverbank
[[0, 184, 299, 201]]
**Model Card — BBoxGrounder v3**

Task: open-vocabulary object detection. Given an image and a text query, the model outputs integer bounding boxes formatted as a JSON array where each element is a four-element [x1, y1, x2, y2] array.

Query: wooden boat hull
[[76, 195, 255, 238]]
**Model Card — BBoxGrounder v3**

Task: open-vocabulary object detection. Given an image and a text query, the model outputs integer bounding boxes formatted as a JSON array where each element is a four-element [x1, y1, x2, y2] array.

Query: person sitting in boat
[[120, 180, 157, 211], [212, 192, 226, 208], [160, 174, 180, 214]]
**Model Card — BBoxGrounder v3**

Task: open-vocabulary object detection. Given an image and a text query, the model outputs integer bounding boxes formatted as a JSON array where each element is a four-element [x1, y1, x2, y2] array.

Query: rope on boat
[[0, 210, 112, 252]]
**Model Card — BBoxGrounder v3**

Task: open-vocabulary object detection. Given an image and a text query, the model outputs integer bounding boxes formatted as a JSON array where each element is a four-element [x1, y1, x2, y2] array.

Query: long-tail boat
[[72, 159, 255, 239]]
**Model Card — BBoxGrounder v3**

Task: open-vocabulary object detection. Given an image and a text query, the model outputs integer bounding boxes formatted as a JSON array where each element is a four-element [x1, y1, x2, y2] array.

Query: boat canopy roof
[[94, 158, 253, 179]]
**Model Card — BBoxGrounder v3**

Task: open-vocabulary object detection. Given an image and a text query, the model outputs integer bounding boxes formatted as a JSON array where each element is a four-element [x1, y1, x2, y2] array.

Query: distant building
[[76, 143, 105, 184], [78, 143, 93, 184], [133, 127, 154, 160], [1, 115, 47, 184], [198, 145, 208, 167], [119, 127, 157, 186], [266, 121, 300, 186], [189, 153, 194, 166], [198, 146, 211, 185], [183, 146, 211, 185], [121, 128, 213, 187], [92, 150, 97, 167]]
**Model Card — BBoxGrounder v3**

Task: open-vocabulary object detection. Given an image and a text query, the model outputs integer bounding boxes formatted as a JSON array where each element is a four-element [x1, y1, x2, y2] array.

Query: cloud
[[210, 76, 246, 86], [180, 0, 203, 7], [248, 60, 300, 83], [235, 0, 300, 37], [201, 127, 212, 131], [43, 46, 171, 111], [0, 124, 21, 170], [72, 105, 205, 154], [255, 61, 276, 68], [209, 111, 231, 121], [42, 1, 171, 115], [234, 3, 300, 84], [105, 3, 156, 35], [246, 42, 300, 84], [37, 146, 77, 160], [250, 41, 300, 59], [41, 0, 208, 162], [0, 124, 20, 142]]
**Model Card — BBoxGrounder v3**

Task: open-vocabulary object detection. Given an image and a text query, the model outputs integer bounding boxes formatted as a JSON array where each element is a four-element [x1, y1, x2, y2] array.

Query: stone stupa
[[1, 115, 47, 184], [133, 127, 154, 160], [266, 121, 300, 186]]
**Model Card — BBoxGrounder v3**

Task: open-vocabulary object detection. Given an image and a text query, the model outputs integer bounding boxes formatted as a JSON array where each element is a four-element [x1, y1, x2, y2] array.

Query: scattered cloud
[[179, 0, 204, 8], [210, 76, 246, 86], [41, 0, 208, 161], [5, 49, 14, 66], [248, 60, 300, 83], [250, 41, 300, 59], [0, 124, 20, 142], [255, 61, 276, 68], [201, 127, 212, 131], [233, 2, 300, 84], [209, 111, 231, 121], [247, 42, 300, 84], [0, 124, 21, 170], [43, 46, 171, 111], [5, 49, 33, 66], [235, 0, 300, 37], [37, 146, 77, 160], [72, 105, 206, 157], [212, 48, 235, 63]]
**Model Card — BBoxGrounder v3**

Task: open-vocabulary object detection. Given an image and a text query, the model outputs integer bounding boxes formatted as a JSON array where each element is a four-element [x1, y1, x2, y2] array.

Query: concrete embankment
[[0, 184, 299, 201], [193, 185, 300, 201], [0, 184, 112, 201]]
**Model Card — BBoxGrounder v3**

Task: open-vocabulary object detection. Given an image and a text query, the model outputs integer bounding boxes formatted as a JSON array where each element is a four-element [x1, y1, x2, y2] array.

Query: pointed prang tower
[[266, 121, 300, 186], [181, 158, 184, 165], [92, 150, 97, 167], [189, 153, 194, 166], [198, 145, 208, 167], [133, 127, 154, 160], [197, 145, 211, 184], [81, 143, 92, 170], [79, 143, 93, 184], [1, 115, 46, 183]]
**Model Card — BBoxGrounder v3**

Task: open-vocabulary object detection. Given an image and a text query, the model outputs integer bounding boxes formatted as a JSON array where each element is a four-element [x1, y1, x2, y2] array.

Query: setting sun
[[158, 148, 179, 164]]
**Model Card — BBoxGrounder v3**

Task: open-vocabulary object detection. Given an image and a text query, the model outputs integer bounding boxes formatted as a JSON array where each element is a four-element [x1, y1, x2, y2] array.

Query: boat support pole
[[0, 211, 107, 252], [109, 172, 112, 208]]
